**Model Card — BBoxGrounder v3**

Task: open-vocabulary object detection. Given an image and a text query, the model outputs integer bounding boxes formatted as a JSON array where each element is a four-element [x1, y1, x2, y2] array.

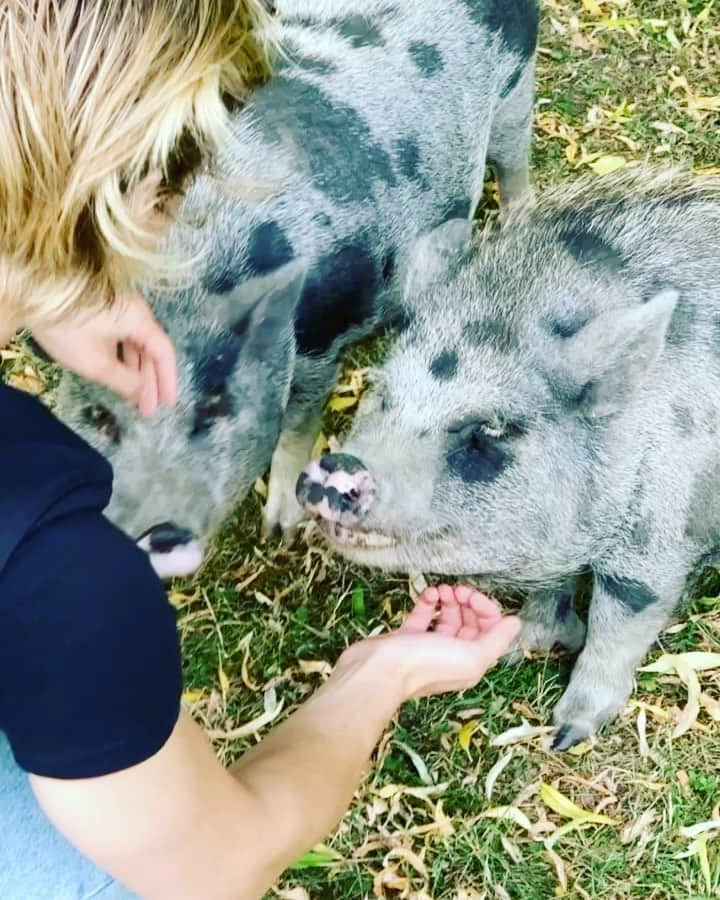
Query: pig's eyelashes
[[190, 392, 234, 438], [447, 418, 525, 442], [81, 405, 121, 445]]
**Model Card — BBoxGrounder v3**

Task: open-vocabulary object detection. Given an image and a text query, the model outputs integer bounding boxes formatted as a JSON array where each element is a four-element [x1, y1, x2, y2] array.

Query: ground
[[3, 1, 720, 898]]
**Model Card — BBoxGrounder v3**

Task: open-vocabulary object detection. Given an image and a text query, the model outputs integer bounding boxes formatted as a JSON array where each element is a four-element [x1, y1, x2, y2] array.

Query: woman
[[0, 3, 519, 897]]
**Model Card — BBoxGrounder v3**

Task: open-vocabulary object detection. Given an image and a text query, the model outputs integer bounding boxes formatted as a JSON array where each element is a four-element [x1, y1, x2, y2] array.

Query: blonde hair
[[0, 0, 274, 328]]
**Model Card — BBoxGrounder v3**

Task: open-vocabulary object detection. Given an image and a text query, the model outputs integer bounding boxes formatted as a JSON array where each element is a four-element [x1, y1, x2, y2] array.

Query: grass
[[3, 1, 720, 898]]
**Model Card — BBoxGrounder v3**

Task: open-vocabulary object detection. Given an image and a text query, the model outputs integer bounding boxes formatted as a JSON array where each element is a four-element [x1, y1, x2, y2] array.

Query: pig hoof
[[551, 721, 593, 751], [263, 478, 306, 544]]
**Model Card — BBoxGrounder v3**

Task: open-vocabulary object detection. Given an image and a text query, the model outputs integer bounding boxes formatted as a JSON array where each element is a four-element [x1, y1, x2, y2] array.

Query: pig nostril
[[142, 522, 196, 554]]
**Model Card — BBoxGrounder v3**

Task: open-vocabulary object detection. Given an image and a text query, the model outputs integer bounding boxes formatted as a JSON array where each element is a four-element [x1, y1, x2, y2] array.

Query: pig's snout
[[137, 522, 205, 581], [296, 453, 375, 526]]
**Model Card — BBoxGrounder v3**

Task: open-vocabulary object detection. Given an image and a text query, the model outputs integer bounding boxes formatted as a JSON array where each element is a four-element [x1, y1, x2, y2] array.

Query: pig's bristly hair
[[0, 0, 275, 328], [500, 165, 720, 231]]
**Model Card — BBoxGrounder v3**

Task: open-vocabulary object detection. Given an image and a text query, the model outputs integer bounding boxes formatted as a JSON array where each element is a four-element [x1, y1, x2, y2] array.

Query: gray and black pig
[[55, 0, 539, 578], [298, 171, 720, 749]]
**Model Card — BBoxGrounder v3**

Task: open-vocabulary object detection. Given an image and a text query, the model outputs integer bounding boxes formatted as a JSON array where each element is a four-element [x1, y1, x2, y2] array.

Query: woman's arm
[[31, 588, 518, 900]]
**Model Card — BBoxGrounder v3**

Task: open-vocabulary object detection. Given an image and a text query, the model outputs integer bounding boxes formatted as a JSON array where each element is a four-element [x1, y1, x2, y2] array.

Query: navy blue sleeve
[[0, 382, 182, 779], [0, 509, 182, 779]]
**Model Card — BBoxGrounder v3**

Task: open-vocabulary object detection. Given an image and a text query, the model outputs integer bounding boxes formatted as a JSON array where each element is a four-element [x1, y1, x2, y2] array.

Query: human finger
[[121, 342, 141, 373], [123, 292, 178, 407], [94, 353, 144, 406], [434, 584, 463, 636], [457, 603, 480, 640], [137, 354, 160, 417], [144, 324, 177, 407], [399, 586, 440, 634]]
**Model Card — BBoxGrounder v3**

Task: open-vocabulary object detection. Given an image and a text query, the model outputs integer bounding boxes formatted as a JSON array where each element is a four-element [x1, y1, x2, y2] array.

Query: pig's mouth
[[315, 518, 398, 550]]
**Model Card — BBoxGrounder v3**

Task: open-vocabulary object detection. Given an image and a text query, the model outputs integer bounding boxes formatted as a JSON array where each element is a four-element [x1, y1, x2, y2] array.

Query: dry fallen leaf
[[491, 719, 554, 747], [485, 750, 513, 800], [480, 805, 534, 832]]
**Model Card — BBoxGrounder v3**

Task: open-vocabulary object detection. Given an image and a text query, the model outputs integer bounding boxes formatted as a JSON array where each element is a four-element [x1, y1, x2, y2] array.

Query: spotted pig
[[55, 0, 539, 577], [298, 172, 720, 748]]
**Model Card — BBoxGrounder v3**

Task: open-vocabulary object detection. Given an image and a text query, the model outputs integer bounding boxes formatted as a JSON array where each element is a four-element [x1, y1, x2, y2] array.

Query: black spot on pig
[[629, 513, 654, 552], [671, 402, 695, 436], [556, 593, 573, 623], [295, 53, 338, 75], [394, 138, 430, 190], [319, 453, 367, 475], [408, 41, 444, 77], [391, 307, 416, 333], [246, 221, 294, 276], [548, 314, 589, 340], [466, 0, 539, 59], [206, 266, 238, 295], [595, 573, 658, 613], [295, 243, 379, 356], [323, 486, 356, 514], [667, 300, 695, 347], [337, 16, 385, 47], [443, 198, 472, 223], [430, 350, 459, 380], [463, 317, 518, 352], [446, 422, 513, 484], [685, 462, 720, 548], [557, 223, 625, 272], [381, 249, 396, 285], [260, 78, 397, 202], [501, 65, 524, 98], [191, 334, 242, 395]]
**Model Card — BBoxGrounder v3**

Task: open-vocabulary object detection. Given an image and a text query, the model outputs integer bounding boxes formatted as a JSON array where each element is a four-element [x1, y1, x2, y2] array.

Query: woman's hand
[[337, 585, 520, 701], [32, 291, 177, 416]]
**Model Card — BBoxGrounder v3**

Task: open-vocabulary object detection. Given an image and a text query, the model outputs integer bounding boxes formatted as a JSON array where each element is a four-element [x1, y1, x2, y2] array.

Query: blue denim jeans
[[0, 733, 139, 899]]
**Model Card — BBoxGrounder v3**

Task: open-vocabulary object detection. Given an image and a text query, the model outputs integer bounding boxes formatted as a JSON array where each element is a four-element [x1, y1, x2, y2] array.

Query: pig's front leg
[[263, 362, 337, 542], [552, 561, 686, 749], [505, 577, 586, 664]]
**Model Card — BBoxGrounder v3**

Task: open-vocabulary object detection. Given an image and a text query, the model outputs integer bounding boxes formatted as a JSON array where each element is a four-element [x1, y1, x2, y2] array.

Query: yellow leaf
[[182, 689, 206, 704], [481, 805, 533, 832], [568, 738, 594, 757], [673, 657, 701, 738], [311, 431, 329, 459], [640, 652, 720, 674], [587, 155, 627, 176], [218, 664, 230, 697], [540, 783, 618, 825], [8, 373, 45, 395], [328, 394, 358, 412], [458, 720, 479, 753], [698, 835, 712, 894], [582, 0, 603, 14]]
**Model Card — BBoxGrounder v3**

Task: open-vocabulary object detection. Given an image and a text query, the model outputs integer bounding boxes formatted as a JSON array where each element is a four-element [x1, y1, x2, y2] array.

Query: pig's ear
[[242, 260, 307, 358], [403, 219, 473, 297], [561, 288, 678, 418], [211, 260, 306, 351]]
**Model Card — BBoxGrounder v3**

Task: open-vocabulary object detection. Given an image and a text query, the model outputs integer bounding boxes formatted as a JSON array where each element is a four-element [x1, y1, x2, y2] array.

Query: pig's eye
[[81, 405, 121, 445], [191, 392, 234, 438], [446, 418, 523, 484]]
